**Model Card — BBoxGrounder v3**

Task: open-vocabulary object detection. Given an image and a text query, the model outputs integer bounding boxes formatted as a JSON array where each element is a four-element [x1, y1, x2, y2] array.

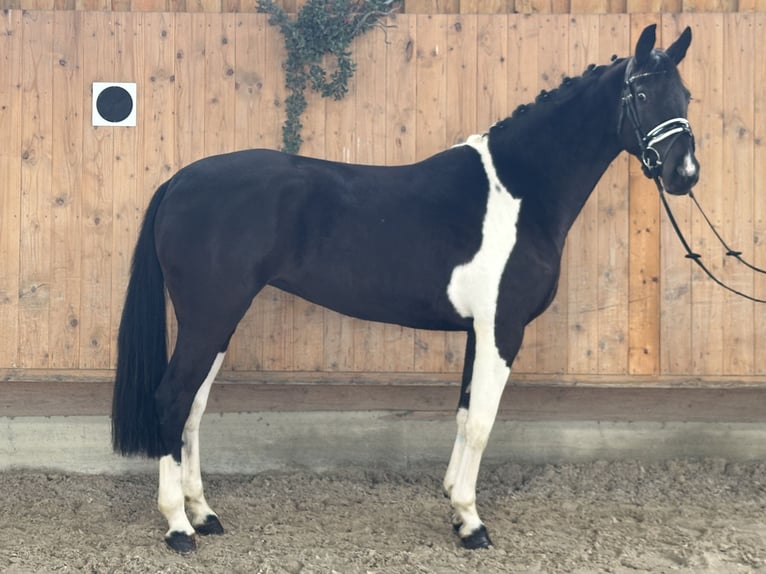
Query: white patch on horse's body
[[447, 133, 522, 325], [444, 133, 518, 540], [158, 352, 225, 537]]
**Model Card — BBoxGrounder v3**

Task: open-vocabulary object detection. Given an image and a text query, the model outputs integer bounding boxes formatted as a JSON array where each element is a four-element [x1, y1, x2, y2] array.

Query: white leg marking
[[444, 407, 468, 498], [183, 352, 226, 527], [158, 455, 195, 538], [451, 326, 510, 537], [446, 132, 518, 537], [157, 353, 226, 538]]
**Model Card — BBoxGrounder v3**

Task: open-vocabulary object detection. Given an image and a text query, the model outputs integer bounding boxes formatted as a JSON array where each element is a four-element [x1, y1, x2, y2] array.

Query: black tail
[[112, 181, 171, 458]]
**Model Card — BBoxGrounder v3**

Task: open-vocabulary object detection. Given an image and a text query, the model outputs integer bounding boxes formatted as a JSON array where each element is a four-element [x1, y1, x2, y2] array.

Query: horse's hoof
[[195, 514, 225, 536], [165, 531, 196, 554], [460, 525, 493, 550]]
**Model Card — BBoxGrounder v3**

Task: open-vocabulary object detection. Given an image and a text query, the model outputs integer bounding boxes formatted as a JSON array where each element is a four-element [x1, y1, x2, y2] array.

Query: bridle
[[619, 57, 766, 304], [618, 58, 694, 180]]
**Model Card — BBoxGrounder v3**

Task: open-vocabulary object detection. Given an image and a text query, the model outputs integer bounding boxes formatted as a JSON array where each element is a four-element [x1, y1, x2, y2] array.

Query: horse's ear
[[634, 24, 656, 66], [665, 26, 692, 65]]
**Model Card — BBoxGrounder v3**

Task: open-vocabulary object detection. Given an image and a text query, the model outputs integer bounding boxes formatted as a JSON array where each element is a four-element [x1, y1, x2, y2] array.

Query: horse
[[112, 23, 698, 553]]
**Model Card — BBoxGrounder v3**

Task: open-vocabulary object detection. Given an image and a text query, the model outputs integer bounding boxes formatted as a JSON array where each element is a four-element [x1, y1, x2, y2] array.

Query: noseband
[[618, 59, 694, 180]]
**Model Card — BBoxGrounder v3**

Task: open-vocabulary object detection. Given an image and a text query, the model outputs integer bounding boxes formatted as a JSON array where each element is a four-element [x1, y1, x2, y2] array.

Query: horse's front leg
[[447, 322, 515, 549]]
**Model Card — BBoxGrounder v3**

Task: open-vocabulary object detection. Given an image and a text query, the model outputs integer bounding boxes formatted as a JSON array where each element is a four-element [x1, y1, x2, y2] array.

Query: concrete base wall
[[3, 412, 766, 474]]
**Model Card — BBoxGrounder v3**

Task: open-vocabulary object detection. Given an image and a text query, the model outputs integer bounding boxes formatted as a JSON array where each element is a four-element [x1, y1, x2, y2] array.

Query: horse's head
[[618, 24, 699, 195]]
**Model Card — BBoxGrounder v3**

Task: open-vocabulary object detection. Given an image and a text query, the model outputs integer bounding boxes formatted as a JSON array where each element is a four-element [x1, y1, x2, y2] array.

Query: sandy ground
[[2, 459, 766, 573]]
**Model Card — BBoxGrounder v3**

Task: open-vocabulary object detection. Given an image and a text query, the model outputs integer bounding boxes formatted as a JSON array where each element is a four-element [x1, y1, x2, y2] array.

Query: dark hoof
[[195, 514, 224, 536], [165, 531, 196, 554], [460, 525, 492, 550]]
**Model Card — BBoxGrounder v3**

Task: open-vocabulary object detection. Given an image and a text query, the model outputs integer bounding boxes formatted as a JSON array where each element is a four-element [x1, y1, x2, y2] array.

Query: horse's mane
[[491, 58, 623, 134]]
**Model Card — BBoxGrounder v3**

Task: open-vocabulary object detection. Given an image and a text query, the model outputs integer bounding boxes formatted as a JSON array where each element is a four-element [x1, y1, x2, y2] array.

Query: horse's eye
[[636, 92, 648, 103]]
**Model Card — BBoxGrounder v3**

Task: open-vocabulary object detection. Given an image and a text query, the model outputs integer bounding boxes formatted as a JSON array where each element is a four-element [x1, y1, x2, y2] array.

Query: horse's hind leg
[[155, 328, 233, 553], [182, 352, 226, 535]]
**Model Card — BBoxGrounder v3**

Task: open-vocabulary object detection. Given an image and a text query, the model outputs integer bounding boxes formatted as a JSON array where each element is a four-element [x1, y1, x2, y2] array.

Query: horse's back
[[152, 147, 491, 329]]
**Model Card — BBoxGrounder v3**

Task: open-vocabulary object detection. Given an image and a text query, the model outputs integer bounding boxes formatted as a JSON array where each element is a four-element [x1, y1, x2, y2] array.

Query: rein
[[655, 178, 766, 304], [620, 58, 766, 304]]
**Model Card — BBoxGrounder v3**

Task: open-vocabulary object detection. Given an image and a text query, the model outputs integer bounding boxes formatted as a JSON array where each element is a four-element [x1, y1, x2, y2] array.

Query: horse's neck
[[491, 70, 625, 250]]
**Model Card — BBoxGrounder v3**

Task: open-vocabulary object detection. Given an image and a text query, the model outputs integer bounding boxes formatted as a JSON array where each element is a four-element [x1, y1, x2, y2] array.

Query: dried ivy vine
[[257, 0, 400, 154]]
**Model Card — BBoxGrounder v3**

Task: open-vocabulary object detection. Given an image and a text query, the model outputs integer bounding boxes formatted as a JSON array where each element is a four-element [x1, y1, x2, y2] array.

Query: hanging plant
[[257, 0, 400, 154]]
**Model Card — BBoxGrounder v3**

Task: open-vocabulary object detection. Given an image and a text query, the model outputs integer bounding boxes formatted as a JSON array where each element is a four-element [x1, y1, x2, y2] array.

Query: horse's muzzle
[[662, 141, 699, 196]]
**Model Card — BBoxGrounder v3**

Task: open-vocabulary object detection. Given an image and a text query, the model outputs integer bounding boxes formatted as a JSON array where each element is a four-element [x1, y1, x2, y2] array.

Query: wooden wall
[[1, 11, 765, 387], [3, 0, 766, 13]]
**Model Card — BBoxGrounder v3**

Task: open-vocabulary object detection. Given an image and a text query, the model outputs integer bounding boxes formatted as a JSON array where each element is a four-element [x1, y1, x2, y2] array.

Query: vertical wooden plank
[[509, 13, 540, 373], [50, 11, 83, 369], [413, 14, 448, 372], [110, 12, 141, 369], [531, 14, 569, 374], [382, 14, 417, 372], [203, 12, 247, 369], [627, 13, 661, 375], [721, 13, 754, 375], [140, 12, 177, 357], [287, 20, 327, 372], [0, 9, 23, 368], [171, 14, 204, 362], [685, 14, 724, 375], [658, 14, 692, 375], [754, 13, 766, 374], [442, 13, 477, 373], [596, 14, 630, 374], [259, 20, 293, 371], [567, 14, 600, 375], [166, 12, 204, 357], [321, 33, 357, 373], [476, 13, 507, 128], [349, 28, 389, 373], [19, 11, 54, 368], [445, 14, 477, 146], [80, 13, 115, 369], [203, 12, 236, 158], [175, 13, 207, 169], [230, 13, 266, 371]]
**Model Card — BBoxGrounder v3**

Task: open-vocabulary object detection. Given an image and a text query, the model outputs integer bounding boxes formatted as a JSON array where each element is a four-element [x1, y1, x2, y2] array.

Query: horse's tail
[[112, 180, 171, 458]]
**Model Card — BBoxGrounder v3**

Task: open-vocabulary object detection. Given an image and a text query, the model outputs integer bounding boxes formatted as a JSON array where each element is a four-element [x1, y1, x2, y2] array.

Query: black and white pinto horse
[[112, 24, 698, 553]]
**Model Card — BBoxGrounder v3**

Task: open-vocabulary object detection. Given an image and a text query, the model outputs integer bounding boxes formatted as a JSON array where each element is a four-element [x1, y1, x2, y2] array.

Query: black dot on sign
[[96, 86, 133, 123]]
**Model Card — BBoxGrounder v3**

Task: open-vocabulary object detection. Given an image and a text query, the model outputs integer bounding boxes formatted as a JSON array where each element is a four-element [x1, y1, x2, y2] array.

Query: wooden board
[[566, 14, 600, 375], [0, 10, 23, 369], [5, 378, 766, 424], [19, 11, 54, 368], [596, 14, 630, 374], [49, 12, 83, 369], [720, 13, 754, 374], [627, 13, 661, 375], [686, 13, 724, 375]]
